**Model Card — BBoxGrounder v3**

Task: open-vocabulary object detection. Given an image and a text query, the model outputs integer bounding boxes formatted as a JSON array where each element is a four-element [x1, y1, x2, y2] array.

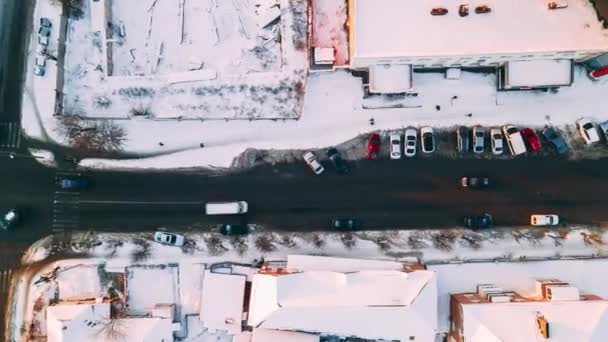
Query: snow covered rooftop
[[286, 254, 404, 273], [47, 303, 110, 342], [47, 303, 176, 342], [251, 328, 319, 342], [350, 0, 608, 60], [199, 270, 246, 334], [249, 268, 438, 341], [461, 300, 608, 342]]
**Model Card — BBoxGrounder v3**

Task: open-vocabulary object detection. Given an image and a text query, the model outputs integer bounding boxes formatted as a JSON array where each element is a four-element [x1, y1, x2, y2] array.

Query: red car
[[521, 128, 542, 152], [367, 133, 381, 160]]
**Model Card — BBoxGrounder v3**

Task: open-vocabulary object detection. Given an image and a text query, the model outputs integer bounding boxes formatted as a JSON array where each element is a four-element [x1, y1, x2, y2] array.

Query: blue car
[[60, 177, 89, 190], [541, 127, 569, 155]]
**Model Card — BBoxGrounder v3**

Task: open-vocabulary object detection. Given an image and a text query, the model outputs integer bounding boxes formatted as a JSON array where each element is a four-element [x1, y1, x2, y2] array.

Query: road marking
[[79, 200, 202, 205]]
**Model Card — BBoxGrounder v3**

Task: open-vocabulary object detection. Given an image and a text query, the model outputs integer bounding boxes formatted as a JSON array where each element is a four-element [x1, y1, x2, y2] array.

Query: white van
[[205, 201, 248, 215], [502, 125, 527, 156]]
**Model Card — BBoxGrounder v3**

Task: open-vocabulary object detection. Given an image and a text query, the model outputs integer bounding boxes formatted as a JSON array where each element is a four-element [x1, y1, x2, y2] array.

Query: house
[[46, 302, 179, 342], [449, 279, 608, 342], [247, 255, 438, 342], [345, 0, 608, 92]]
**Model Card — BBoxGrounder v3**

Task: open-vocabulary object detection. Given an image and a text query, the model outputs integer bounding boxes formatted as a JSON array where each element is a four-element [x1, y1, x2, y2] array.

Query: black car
[[332, 219, 359, 230], [461, 176, 490, 189], [327, 148, 350, 174], [541, 127, 569, 155], [220, 224, 250, 236], [463, 214, 494, 229], [456, 126, 470, 153]]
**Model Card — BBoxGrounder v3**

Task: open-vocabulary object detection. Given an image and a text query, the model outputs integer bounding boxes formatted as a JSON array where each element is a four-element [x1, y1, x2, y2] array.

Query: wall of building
[[350, 49, 608, 70]]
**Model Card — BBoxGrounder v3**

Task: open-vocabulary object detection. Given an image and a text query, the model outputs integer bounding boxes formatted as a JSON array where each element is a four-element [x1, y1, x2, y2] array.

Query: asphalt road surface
[[2, 153, 608, 242]]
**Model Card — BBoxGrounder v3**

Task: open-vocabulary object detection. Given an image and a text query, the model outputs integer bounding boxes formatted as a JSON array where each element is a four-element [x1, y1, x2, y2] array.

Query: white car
[[154, 231, 185, 247], [302, 151, 324, 175], [502, 125, 527, 156], [472, 126, 485, 154], [389, 133, 402, 159], [404, 128, 417, 157], [490, 128, 504, 155], [420, 127, 435, 154], [530, 214, 559, 226], [576, 118, 600, 144]]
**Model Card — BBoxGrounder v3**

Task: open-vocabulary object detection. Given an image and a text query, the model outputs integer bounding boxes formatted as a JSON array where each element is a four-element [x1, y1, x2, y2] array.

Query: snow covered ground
[[10, 226, 608, 340], [21, 1, 608, 171]]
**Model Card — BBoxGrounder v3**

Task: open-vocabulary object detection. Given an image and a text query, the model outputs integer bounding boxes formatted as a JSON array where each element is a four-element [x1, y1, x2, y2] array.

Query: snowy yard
[[125, 265, 179, 315]]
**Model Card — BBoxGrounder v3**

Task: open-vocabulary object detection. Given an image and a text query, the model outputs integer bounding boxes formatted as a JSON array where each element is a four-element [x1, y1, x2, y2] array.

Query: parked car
[[463, 214, 494, 229], [302, 151, 324, 175], [502, 125, 527, 155], [404, 128, 417, 157], [33, 65, 45, 77], [541, 127, 569, 154], [389, 133, 402, 159], [35, 56, 46, 68], [472, 126, 485, 154], [332, 218, 360, 230], [599, 121, 608, 141], [153, 231, 185, 247], [461, 176, 490, 189], [576, 118, 600, 145], [490, 128, 504, 155], [220, 224, 250, 235], [456, 126, 470, 153], [367, 133, 381, 160], [530, 214, 559, 226], [521, 128, 542, 152], [38, 26, 51, 37], [59, 177, 89, 190], [0, 209, 19, 230], [420, 127, 435, 154], [38, 35, 49, 47], [327, 148, 350, 174], [40, 17, 52, 28]]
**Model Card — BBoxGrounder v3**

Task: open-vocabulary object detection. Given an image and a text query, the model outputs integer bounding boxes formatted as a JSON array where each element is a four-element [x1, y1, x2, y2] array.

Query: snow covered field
[[10, 226, 608, 340]]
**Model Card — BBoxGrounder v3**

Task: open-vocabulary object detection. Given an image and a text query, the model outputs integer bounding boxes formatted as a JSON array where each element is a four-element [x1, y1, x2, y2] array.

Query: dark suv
[[463, 214, 494, 229], [220, 224, 249, 236], [327, 148, 350, 174], [332, 219, 360, 230]]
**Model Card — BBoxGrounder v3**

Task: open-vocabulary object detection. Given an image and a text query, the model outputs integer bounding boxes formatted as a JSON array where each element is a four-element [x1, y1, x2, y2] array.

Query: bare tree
[[459, 232, 483, 250], [181, 238, 198, 254], [371, 234, 393, 251], [205, 236, 228, 256], [339, 233, 356, 249], [407, 232, 429, 249], [581, 232, 604, 246], [255, 234, 277, 253], [98, 303, 128, 341], [545, 230, 569, 247], [55, 115, 127, 153], [512, 229, 542, 245], [310, 233, 325, 249], [51, 0, 85, 19], [432, 231, 457, 251], [276, 234, 297, 248], [130, 238, 151, 263], [229, 236, 248, 256]]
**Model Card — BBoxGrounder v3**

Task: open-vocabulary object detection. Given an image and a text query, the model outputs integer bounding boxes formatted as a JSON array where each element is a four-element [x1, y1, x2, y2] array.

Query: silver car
[[472, 126, 485, 154], [404, 128, 417, 157], [490, 128, 504, 155]]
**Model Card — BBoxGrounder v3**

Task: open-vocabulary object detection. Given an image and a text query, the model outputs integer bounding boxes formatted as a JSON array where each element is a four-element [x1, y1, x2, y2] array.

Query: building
[[344, 0, 608, 92], [247, 255, 438, 342], [449, 279, 608, 342], [46, 302, 179, 342]]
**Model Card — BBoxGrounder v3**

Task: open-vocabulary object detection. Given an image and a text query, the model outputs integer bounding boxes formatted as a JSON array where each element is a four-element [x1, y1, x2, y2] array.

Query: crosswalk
[[52, 171, 82, 231], [0, 122, 21, 149]]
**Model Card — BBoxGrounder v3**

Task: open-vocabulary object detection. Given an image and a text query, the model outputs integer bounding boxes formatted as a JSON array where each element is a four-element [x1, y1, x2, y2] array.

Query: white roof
[[47, 303, 110, 342], [251, 328, 319, 342], [351, 0, 608, 59], [47, 303, 175, 342], [249, 270, 438, 341], [369, 64, 412, 93], [462, 300, 608, 342], [506, 59, 573, 87], [286, 254, 404, 273], [199, 270, 246, 334]]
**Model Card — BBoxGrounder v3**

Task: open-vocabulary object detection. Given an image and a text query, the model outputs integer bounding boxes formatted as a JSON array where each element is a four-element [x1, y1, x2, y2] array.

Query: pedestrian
[[435, 105, 441, 111], [8, 153, 15, 159], [369, 118, 375, 126], [465, 113, 472, 118], [200, 143, 205, 148], [159, 142, 164, 146], [451, 95, 459, 106]]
